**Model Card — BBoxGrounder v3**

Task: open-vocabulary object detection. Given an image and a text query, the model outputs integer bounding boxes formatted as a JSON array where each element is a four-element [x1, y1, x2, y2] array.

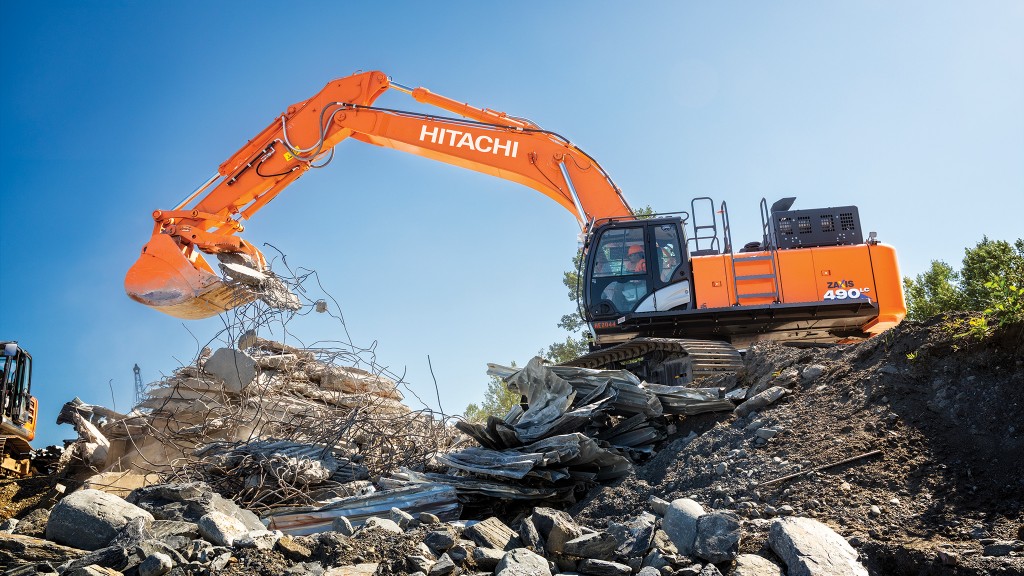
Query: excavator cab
[[583, 217, 693, 322], [1, 342, 37, 476]]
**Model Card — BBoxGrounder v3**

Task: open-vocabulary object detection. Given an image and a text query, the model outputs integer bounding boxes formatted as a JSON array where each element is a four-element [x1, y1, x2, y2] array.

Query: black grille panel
[[772, 206, 863, 248]]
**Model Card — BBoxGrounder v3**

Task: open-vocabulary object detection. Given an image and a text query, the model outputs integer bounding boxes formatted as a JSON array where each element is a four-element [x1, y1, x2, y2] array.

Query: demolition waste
[[1, 313, 1022, 576]]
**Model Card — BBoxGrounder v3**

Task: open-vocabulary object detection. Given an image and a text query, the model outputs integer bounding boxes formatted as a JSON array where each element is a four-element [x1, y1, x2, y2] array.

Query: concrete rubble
[[55, 330, 456, 518], [1, 486, 865, 575]]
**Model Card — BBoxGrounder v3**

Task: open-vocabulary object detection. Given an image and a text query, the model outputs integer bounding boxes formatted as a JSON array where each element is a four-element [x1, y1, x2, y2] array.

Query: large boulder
[[562, 531, 619, 560], [529, 507, 582, 554], [769, 517, 867, 576], [661, 498, 705, 555], [693, 511, 741, 563], [127, 482, 263, 531], [607, 513, 656, 558], [46, 489, 153, 550], [198, 510, 250, 547], [463, 516, 521, 551], [496, 548, 551, 576]]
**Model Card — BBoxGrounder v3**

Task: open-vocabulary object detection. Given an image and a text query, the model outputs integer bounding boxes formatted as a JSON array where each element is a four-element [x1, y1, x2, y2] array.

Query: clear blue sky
[[2, 2, 1022, 447]]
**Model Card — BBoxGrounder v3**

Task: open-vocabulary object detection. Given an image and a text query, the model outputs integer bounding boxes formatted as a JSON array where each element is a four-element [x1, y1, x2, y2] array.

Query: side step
[[562, 338, 744, 381]]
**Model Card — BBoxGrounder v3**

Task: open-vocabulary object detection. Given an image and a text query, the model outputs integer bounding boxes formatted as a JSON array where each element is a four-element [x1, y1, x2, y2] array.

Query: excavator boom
[[125, 71, 631, 319]]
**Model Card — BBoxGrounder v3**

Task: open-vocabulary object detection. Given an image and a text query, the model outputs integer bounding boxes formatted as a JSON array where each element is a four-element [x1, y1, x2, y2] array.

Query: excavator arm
[[125, 71, 632, 319]]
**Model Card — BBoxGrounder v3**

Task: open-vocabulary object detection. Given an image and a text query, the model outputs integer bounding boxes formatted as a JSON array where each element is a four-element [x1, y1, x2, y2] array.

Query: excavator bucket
[[124, 234, 256, 320]]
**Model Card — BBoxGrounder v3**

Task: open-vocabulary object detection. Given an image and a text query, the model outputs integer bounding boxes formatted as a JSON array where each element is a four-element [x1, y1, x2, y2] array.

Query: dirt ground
[[573, 313, 1024, 575]]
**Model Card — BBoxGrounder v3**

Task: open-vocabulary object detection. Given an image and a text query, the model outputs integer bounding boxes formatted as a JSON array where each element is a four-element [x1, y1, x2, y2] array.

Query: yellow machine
[[1, 342, 38, 476]]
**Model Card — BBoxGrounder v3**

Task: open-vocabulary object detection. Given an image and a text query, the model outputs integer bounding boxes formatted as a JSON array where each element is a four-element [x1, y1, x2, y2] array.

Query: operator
[[625, 245, 647, 273]]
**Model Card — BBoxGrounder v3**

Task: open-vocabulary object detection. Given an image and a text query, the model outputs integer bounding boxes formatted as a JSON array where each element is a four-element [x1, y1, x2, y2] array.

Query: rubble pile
[[390, 357, 737, 515], [57, 329, 456, 514], [2, 477, 863, 576]]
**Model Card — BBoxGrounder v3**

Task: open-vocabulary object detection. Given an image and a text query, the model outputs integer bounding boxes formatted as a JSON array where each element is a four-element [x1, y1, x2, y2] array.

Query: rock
[[869, 505, 881, 516], [416, 541, 436, 559], [0, 532, 88, 567], [562, 531, 619, 560], [185, 538, 213, 561], [495, 548, 551, 576], [197, 511, 248, 546], [473, 546, 505, 570], [390, 507, 416, 529], [0, 518, 17, 533], [715, 462, 728, 475], [651, 528, 677, 555], [529, 507, 581, 554], [285, 561, 325, 576], [424, 528, 457, 553], [110, 516, 152, 548], [428, 552, 457, 575], [127, 483, 264, 531], [638, 545, 671, 569], [982, 540, 1023, 556], [332, 515, 354, 536], [447, 541, 473, 564], [769, 517, 867, 576], [606, 513, 655, 558], [278, 535, 314, 561], [698, 564, 724, 576], [754, 428, 778, 440], [150, 520, 199, 540], [802, 365, 826, 381], [136, 539, 187, 565], [662, 498, 705, 555], [363, 517, 403, 534], [464, 516, 521, 551], [58, 545, 132, 574], [203, 348, 257, 393], [235, 529, 282, 550], [936, 548, 959, 566], [694, 511, 741, 563], [636, 568, 661, 576], [518, 516, 543, 549], [46, 489, 154, 551], [139, 552, 173, 576], [735, 386, 788, 417], [407, 555, 434, 573], [414, 512, 438, 525], [12, 508, 48, 537], [733, 553, 784, 575], [578, 558, 632, 576], [648, 496, 670, 516]]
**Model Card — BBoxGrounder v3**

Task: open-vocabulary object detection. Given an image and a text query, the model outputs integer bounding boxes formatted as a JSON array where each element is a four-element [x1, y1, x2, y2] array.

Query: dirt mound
[[573, 313, 1024, 575]]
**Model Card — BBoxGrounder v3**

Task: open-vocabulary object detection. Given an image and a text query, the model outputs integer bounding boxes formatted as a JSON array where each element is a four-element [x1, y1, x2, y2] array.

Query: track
[[561, 338, 744, 383]]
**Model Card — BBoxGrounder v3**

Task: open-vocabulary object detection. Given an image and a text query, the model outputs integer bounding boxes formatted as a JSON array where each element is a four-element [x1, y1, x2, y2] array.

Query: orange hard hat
[[628, 245, 644, 255]]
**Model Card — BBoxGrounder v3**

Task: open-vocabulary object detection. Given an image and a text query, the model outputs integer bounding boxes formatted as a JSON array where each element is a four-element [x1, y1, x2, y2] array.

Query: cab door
[[585, 225, 652, 318]]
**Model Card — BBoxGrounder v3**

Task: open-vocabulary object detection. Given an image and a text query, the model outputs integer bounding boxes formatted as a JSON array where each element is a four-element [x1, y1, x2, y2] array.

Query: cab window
[[594, 227, 646, 278], [590, 227, 649, 315], [654, 224, 682, 283]]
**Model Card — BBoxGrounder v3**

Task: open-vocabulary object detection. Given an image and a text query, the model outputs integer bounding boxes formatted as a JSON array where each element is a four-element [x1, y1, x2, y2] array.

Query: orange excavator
[[125, 70, 906, 383]]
